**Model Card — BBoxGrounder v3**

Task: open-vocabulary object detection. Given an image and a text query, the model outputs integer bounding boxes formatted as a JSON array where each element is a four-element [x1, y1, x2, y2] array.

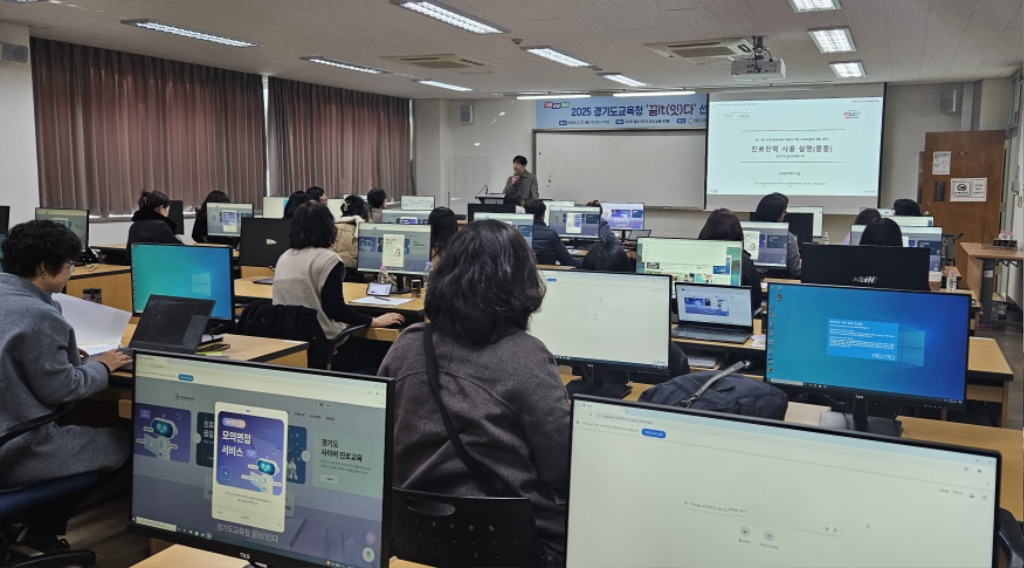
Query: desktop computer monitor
[[599, 202, 644, 230], [205, 203, 255, 238], [472, 212, 535, 247], [636, 238, 743, 288], [400, 195, 435, 211], [784, 213, 814, 253], [891, 215, 934, 227], [356, 223, 431, 276], [876, 207, 896, 217], [263, 196, 288, 219], [168, 200, 185, 236], [326, 198, 344, 220], [786, 205, 823, 237], [0, 234, 5, 272], [547, 205, 600, 240], [765, 282, 970, 436], [35, 207, 89, 252], [801, 244, 930, 291], [467, 203, 515, 222], [238, 218, 291, 267], [541, 200, 575, 226], [0, 205, 8, 234], [739, 221, 789, 269], [566, 396, 999, 568], [380, 209, 431, 225], [129, 352, 393, 568], [531, 269, 670, 397], [849, 225, 944, 272], [131, 244, 235, 323]]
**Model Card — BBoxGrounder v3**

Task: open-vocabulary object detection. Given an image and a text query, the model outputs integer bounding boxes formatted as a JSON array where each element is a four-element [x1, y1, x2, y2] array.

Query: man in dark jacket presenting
[[503, 155, 539, 200]]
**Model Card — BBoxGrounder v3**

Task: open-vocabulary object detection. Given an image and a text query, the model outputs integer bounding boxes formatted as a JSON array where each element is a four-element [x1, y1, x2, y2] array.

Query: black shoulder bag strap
[[422, 325, 504, 495]]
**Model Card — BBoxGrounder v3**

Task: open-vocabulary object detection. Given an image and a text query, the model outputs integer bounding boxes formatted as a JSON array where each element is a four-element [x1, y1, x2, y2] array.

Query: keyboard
[[671, 325, 751, 344]]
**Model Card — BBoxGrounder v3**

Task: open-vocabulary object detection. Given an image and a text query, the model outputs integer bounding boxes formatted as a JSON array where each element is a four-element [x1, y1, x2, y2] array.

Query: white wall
[[0, 22, 40, 226]]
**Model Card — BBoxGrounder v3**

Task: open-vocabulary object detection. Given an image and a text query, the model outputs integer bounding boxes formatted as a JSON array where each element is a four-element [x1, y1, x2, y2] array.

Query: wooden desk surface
[[132, 545, 427, 568], [234, 276, 426, 314], [68, 263, 131, 278], [960, 241, 1024, 261]]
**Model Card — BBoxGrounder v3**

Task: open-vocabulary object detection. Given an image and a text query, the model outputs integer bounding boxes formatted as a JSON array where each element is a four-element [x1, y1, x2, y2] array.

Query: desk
[[132, 545, 427, 567], [234, 276, 426, 314], [64, 264, 132, 312], [960, 241, 1024, 326]]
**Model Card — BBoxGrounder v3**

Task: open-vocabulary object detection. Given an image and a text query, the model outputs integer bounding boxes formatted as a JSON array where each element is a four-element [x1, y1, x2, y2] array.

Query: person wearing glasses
[[0, 220, 132, 552], [126, 190, 180, 259], [751, 192, 802, 278]]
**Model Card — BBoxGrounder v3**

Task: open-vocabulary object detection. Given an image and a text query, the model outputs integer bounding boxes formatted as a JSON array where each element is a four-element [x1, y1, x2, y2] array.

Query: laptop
[[119, 295, 216, 371], [671, 282, 753, 344], [623, 229, 651, 241]]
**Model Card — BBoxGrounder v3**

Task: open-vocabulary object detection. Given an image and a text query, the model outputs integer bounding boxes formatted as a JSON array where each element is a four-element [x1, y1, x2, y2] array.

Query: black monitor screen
[[168, 200, 185, 236], [131, 244, 234, 322], [238, 218, 291, 267], [801, 244, 930, 291], [130, 352, 393, 568], [35, 207, 89, 251], [765, 282, 970, 407], [0, 205, 9, 234]]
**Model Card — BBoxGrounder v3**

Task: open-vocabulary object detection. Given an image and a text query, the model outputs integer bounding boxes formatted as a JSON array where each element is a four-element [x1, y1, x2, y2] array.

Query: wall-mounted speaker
[[459, 104, 474, 125], [938, 88, 958, 114], [0, 42, 29, 64]]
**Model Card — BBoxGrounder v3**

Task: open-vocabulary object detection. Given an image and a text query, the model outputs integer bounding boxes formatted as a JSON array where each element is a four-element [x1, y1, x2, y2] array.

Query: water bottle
[[822, 231, 830, 245], [945, 267, 958, 292], [378, 265, 390, 285], [422, 261, 433, 288]]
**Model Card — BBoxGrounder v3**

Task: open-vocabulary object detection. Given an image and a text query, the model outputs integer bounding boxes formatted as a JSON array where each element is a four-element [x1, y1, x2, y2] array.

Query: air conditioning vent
[[382, 54, 491, 70], [644, 38, 754, 63]]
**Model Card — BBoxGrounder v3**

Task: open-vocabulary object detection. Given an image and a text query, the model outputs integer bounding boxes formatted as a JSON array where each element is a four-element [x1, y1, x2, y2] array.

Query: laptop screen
[[675, 283, 752, 327], [130, 296, 214, 353]]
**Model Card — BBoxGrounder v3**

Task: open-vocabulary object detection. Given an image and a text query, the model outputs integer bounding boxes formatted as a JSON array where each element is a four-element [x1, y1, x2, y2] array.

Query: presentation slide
[[706, 96, 884, 214]]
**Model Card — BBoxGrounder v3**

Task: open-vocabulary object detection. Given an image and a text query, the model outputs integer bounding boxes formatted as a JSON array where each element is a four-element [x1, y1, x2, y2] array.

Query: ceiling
[[1, 0, 1021, 100]]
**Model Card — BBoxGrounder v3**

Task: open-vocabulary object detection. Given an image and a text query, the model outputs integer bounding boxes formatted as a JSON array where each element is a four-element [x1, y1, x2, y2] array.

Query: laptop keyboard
[[672, 325, 751, 343]]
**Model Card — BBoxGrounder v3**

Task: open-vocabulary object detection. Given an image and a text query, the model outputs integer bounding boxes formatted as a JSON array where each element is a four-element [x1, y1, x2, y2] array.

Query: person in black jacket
[[860, 218, 904, 247], [191, 190, 233, 245], [697, 208, 763, 312], [524, 199, 580, 267], [126, 190, 179, 259]]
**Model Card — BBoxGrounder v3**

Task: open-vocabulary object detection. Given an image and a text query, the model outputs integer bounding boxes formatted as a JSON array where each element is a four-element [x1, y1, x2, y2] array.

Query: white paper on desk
[[350, 296, 413, 306], [53, 293, 131, 355]]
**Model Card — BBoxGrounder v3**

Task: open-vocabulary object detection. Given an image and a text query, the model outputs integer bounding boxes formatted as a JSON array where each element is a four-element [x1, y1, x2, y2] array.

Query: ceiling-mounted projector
[[731, 58, 786, 81]]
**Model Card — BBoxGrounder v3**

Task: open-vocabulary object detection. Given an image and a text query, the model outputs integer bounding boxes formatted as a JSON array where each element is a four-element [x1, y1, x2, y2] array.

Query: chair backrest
[[235, 300, 332, 369], [390, 487, 540, 568], [535, 252, 556, 265]]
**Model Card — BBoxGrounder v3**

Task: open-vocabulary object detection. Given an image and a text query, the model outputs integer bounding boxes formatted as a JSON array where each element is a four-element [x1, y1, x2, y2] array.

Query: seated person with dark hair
[[333, 195, 370, 271], [752, 192, 801, 278], [580, 241, 690, 380], [367, 188, 387, 222], [127, 190, 180, 258], [860, 218, 904, 247], [274, 202, 404, 373], [380, 220, 569, 563], [524, 199, 580, 267], [191, 190, 233, 245], [283, 191, 313, 220], [698, 208, 763, 312], [305, 185, 327, 204], [428, 206, 458, 264], [0, 220, 132, 552], [585, 200, 620, 245], [893, 198, 923, 217], [843, 207, 881, 245]]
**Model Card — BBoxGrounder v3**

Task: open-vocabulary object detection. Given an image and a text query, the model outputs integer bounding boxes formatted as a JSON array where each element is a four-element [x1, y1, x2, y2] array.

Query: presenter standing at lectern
[[503, 155, 540, 200]]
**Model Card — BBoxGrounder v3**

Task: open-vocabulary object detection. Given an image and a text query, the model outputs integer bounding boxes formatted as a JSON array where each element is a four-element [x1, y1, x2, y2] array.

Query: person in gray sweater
[[379, 220, 570, 564], [0, 220, 131, 550]]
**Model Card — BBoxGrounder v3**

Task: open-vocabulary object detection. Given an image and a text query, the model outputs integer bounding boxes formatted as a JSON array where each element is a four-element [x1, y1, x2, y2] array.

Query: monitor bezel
[[800, 243, 931, 291], [127, 350, 395, 568], [535, 269, 672, 374], [764, 281, 971, 410], [237, 217, 291, 268], [0, 204, 10, 234], [205, 202, 255, 238], [168, 200, 185, 236], [565, 394, 1000, 568], [34, 206, 90, 252], [355, 223, 432, 277], [547, 205, 602, 240], [130, 243, 236, 323]]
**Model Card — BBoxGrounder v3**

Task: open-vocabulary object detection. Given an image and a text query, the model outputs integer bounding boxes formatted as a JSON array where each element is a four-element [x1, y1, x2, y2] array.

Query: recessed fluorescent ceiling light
[[788, 0, 840, 12], [417, 80, 472, 92], [612, 90, 695, 98], [830, 61, 865, 78], [523, 47, 593, 68], [391, 0, 507, 34], [516, 94, 591, 100], [601, 74, 647, 88], [808, 27, 856, 53], [121, 19, 260, 47], [4, 0, 47, 3], [302, 57, 387, 74]]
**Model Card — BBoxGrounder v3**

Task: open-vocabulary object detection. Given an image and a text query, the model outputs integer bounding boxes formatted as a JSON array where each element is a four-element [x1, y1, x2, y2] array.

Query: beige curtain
[[31, 39, 266, 216], [267, 77, 411, 199]]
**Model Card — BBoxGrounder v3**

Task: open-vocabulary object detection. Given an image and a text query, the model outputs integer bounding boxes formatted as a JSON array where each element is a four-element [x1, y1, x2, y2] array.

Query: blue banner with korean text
[[534, 94, 708, 130]]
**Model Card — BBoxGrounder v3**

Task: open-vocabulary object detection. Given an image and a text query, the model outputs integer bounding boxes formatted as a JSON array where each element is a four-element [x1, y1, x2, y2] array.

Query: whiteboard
[[534, 130, 706, 209]]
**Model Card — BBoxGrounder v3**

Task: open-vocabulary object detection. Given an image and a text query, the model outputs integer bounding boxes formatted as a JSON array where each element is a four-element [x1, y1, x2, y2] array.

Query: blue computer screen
[[766, 283, 970, 405], [131, 244, 234, 321]]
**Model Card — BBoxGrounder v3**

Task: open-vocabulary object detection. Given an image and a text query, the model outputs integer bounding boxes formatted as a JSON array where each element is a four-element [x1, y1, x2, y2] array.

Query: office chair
[[535, 252, 556, 265], [235, 300, 367, 369], [998, 508, 1024, 568], [390, 487, 540, 568], [0, 405, 99, 568]]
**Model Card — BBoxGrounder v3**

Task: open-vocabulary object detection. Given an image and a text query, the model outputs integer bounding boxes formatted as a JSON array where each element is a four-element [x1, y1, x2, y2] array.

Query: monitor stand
[[564, 366, 632, 400], [818, 398, 902, 437]]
